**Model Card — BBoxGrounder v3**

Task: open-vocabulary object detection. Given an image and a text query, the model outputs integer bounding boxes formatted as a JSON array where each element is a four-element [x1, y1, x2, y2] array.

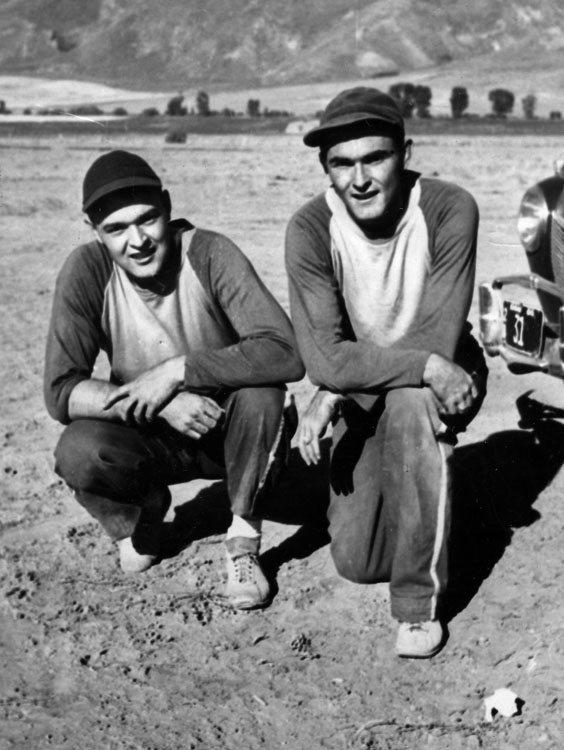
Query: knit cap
[[82, 150, 162, 212]]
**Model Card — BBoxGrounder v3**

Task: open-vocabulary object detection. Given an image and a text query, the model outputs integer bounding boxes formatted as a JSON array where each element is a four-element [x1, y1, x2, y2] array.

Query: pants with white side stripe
[[327, 387, 455, 623]]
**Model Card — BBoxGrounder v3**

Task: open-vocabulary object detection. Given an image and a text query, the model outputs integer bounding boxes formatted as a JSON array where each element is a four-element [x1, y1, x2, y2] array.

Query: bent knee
[[54, 419, 149, 494], [384, 388, 440, 434], [54, 421, 106, 488], [330, 539, 385, 584], [227, 386, 285, 420], [385, 387, 431, 415]]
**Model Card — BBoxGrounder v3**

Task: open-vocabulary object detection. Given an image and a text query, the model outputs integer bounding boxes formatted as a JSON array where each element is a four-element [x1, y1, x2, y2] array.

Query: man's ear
[[403, 139, 413, 167], [84, 217, 102, 243], [162, 189, 172, 217]]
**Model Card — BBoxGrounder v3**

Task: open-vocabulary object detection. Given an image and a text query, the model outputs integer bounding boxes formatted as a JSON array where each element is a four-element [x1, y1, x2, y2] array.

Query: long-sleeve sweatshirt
[[284, 171, 479, 394], [45, 219, 304, 424]]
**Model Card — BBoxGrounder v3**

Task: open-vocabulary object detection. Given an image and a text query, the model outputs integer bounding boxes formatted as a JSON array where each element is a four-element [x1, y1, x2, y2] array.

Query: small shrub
[[196, 91, 210, 117], [165, 127, 187, 143], [414, 85, 432, 118], [550, 111, 562, 120], [166, 95, 187, 116], [450, 87, 469, 119], [488, 88, 515, 117], [68, 105, 104, 116], [263, 107, 292, 118], [112, 106, 128, 116], [247, 98, 261, 118], [521, 94, 537, 120], [141, 107, 160, 117], [388, 82, 415, 118]]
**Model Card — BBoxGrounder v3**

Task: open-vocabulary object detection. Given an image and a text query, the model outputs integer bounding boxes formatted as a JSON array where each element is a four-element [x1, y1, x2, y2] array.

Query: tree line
[[5, 86, 561, 122], [163, 92, 291, 119], [388, 83, 560, 120]]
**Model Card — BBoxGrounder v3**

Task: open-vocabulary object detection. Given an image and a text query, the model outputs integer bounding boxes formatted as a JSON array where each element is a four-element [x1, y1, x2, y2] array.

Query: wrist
[[168, 356, 186, 390], [319, 389, 345, 404], [422, 352, 442, 386]]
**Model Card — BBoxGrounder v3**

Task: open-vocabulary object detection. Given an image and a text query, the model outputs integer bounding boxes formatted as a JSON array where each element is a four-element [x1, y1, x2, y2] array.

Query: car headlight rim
[[517, 185, 548, 254]]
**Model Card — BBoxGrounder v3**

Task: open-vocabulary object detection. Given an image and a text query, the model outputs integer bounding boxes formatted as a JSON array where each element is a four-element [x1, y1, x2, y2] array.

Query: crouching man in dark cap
[[285, 88, 488, 657], [45, 150, 304, 609]]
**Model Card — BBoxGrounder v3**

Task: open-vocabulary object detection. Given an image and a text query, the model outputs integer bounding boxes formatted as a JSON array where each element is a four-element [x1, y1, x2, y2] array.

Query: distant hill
[[1, 0, 563, 91]]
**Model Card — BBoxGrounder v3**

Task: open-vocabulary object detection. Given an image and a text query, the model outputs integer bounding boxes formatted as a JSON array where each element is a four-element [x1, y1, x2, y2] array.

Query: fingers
[[103, 387, 128, 410], [202, 397, 224, 420], [185, 428, 204, 440], [298, 421, 321, 466]]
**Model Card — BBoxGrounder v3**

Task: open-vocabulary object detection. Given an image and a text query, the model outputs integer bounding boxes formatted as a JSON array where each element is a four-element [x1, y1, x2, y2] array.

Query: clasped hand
[[159, 392, 224, 439], [103, 357, 185, 423], [423, 352, 478, 415]]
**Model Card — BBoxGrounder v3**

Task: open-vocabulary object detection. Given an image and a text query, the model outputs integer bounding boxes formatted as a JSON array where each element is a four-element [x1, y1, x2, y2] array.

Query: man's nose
[[127, 225, 146, 247], [352, 162, 369, 188]]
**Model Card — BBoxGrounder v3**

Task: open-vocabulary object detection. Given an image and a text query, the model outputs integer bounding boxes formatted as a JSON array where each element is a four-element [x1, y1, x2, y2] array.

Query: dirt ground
[[2, 132, 564, 749]]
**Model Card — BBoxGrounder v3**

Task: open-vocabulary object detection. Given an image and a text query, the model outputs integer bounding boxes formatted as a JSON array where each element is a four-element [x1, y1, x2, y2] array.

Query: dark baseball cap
[[303, 87, 404, 148], [82, 150, 163, 212]]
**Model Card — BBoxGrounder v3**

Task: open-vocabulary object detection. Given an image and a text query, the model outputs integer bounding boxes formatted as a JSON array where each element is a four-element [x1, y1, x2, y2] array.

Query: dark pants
[[54, 387, 289, 552], [328, 387, 479, 623], [327, 327, 487, 623]]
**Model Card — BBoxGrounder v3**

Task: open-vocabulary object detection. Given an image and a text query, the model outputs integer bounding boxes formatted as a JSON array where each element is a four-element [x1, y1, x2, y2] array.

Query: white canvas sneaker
[[224, 536, 271, 610], [395, 620, 444, 659], [118, 537, 156, 573]]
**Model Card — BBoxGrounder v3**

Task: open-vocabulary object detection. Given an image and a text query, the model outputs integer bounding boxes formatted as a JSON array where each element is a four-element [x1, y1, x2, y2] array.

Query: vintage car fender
[[479, 161, 564, 378]]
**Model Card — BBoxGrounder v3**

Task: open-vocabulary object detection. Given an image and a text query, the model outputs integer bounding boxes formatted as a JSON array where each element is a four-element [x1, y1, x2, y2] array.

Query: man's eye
[[366, 151, 393, 164]]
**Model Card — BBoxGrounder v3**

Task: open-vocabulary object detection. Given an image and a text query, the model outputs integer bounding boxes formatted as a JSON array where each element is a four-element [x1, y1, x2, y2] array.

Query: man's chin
[[126, 261, 162, 281]]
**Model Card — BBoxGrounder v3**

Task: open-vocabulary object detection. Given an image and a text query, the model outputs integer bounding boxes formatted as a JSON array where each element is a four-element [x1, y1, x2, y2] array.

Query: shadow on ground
[[159, 439, 331, 572], [159, 392, 564, 617], [444, 391, 564, 621]]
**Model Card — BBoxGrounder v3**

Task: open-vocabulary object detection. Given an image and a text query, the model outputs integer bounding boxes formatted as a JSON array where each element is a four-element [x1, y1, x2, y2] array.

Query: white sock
[[226, 514, 262, 540]]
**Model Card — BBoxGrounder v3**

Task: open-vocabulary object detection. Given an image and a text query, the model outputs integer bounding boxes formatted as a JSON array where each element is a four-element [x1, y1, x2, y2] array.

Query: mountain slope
[[0, 0, 563, 89]]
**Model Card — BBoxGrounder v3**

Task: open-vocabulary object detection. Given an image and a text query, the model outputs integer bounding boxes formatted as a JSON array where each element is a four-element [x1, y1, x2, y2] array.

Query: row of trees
[[388, 83, 557, 120], [4, 86, 558, 122], [164, 92, 291, 119]]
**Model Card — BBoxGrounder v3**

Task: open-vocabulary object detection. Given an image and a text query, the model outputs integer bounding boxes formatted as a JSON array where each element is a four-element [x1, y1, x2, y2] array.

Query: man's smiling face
[[325, 134, 407, 232], [92, 190, 172, 282]]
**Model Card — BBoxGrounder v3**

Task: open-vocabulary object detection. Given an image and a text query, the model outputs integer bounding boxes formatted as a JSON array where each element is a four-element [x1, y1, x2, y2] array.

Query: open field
[[2, 132, 564, 749]]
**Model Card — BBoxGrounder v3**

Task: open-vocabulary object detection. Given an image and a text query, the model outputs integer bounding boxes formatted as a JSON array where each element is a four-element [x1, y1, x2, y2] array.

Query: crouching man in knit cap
[[44, 150, 304, 609], [285, 88, 488, 657]]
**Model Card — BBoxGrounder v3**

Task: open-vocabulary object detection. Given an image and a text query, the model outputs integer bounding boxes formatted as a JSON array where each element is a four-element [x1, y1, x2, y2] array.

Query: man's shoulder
[[418, 175, 478, 215], [57, 240, 112, 286], [183, 226, 258, 291], [288, 192, 331, 230], [187, 226, 248, 269], [286, 193, 332, 264]]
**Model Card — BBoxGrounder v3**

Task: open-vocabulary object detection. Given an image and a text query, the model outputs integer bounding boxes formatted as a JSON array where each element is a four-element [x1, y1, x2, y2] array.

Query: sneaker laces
[[405, 623, 426, 632], [232, 553, 258, 584]]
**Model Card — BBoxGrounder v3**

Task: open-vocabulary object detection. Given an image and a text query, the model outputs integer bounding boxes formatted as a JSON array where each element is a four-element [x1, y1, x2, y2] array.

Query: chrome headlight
[[517, 185, 548, 254]]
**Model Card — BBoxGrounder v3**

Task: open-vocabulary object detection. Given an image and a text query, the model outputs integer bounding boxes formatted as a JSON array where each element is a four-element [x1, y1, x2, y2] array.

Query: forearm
[[68, 379, 126, 421], [286, 236, 429, 393], [295, 321, 429, 393], [183, 338, 304, 394]]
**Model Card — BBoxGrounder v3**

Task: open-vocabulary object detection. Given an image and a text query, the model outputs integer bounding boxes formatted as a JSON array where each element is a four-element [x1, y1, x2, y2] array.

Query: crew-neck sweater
[[45, 220, 303, 424], [285, 172, 479, 393]]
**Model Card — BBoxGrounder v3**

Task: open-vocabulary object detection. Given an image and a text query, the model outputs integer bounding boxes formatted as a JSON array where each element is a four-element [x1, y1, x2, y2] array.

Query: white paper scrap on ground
[[484, 688, 522, 722]]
